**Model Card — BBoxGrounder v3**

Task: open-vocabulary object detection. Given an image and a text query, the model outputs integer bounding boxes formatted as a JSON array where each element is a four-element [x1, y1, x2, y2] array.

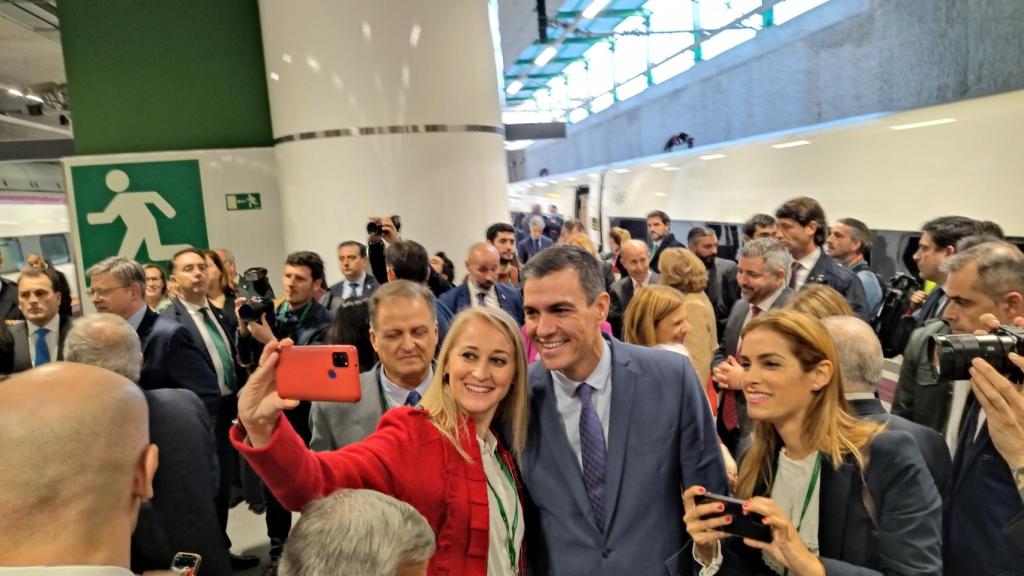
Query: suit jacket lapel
[[725, 300, 749, 356], [173, 300, 214, 369], [12, 323, 31, 371], [531, 370, 597, 531], [951, 400, 987, 496], [819, 455, 856, 558], [603, 339, 636, 532]]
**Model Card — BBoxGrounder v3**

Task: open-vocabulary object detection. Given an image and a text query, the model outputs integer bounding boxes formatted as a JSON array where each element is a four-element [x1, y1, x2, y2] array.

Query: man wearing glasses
[[86, 255, 219, 420]]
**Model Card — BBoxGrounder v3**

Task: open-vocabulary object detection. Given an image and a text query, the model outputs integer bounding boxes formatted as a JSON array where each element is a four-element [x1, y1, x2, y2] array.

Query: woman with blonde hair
[[234, 307, 531, 575], [658, 247, 718, 385], [785, 284, 855, 319], [622, 284, 691, 354], [607, 226, 631, 279], [683, 310, 941, 575]]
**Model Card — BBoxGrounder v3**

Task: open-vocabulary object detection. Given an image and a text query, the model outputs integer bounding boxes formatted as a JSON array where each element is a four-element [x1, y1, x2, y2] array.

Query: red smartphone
[[275, 345, 362, 402]]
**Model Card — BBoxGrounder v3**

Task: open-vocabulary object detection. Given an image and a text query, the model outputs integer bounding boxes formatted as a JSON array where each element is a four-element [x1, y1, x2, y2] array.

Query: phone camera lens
[[332, 352, 349, 368]]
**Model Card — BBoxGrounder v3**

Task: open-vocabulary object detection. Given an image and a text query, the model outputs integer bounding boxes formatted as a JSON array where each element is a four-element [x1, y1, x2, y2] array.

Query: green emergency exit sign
[[226, 193, 262, 211]]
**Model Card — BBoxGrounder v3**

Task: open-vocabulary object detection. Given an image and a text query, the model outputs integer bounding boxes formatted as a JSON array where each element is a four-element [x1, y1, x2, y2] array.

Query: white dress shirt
[[181, 298, 233, 396], [632, 272, 653, 292], [126, 303, 148, 331], [342, 272, 368, 299], [28, 313, 61, 366], [791, 247, 823, 291], [380, 366, 433, 408], [480, 431, 524, 576], [551, 339, 613, 468], [468, 279, 499, 309]]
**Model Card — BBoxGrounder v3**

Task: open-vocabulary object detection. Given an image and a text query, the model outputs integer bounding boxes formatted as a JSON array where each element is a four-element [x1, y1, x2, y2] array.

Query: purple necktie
[[577, 383, 606, 530]]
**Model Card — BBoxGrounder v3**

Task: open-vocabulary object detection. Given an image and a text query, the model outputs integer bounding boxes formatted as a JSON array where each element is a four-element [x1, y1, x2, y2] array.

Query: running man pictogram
[[86, 169, 192, 260]]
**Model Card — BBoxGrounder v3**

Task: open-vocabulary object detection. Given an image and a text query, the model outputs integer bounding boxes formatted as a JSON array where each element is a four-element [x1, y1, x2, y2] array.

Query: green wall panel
[[59, 0, 273, 155]]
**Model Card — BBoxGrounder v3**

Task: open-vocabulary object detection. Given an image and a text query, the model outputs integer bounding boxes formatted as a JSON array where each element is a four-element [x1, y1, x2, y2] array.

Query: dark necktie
[[534, 239, 540, 252], [577, 383, 606, 530], [348, 282, 360, 299], [922, 287, 946, 322], [722, 305, 760, 430], [477, 291, 488, 307], [789, 261, 802, 289], [34, 327, 51, 366], [405, 390, 422, 407]]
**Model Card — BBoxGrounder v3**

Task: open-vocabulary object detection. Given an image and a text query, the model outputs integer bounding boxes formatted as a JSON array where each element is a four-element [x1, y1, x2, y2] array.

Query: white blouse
[[763, 449, 822, 574], [479, 432, 524, 576]]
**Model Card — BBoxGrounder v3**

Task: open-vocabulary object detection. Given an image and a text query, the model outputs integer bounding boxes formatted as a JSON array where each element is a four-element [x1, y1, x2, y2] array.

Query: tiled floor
[[228, 504, 296, 576]]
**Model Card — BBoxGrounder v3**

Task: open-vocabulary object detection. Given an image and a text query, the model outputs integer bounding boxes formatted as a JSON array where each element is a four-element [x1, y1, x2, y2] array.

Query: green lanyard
[[778, 452, 822, 576], [277, 301, 312, 340], [485, 451, 520, 573], [376, 377, 390, 413]]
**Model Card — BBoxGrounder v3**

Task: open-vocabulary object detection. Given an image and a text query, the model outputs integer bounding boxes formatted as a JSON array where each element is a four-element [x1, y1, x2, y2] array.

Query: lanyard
[[278, 301, 312, 339], [776, 452, 822, 576], [376, 375, 390, 413], [485, 451, 520, 573]]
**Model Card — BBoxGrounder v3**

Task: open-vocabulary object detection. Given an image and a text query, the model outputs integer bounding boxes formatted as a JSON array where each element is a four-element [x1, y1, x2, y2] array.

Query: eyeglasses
[[88, 285, 130, 298]]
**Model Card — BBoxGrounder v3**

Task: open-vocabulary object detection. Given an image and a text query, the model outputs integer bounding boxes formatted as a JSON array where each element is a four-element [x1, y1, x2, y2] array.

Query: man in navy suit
[[939, 241, 1024, 575], [517, 215, 554, 264], [647, 210, 685, 274], [519, 244, 727, 575], [774, 196, 869, 319], [823, 315, 951, 494], [324, 240, 380, 312], [439, 243, 524, 325], [10, 267, 70, 372]]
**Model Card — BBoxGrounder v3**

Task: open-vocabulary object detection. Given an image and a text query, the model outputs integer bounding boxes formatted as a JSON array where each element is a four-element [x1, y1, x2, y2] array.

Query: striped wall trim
[[274, 123, 505, 144]]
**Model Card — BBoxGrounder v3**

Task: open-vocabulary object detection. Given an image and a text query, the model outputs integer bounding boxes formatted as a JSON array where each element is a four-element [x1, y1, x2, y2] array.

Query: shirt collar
[[344, 272, 367, 286], [797, 246, 822, 271], [632, 273, 651, 290], [552, 338, 611, 397], [844, 392, 877, 401], [180, 297, 209, 314], [467, 279, 496, 297], [478, 429, 498, 455], [32, 313, 61, 335], [380, 363, 434, 406], [127, 303, 148, 331], [752, 284, 787, 310]]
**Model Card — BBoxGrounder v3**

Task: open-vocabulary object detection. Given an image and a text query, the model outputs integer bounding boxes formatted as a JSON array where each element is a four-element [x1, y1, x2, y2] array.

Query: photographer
[[367, 215, 453, 297], [938, 241, 1024, 575], [237, 250, 332, 567]]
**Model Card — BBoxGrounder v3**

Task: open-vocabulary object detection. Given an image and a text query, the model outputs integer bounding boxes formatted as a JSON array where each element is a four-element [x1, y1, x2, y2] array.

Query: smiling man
[[310, 280, 438, 452], [10, 267, 69, 372], [519, 244, 726, 575]]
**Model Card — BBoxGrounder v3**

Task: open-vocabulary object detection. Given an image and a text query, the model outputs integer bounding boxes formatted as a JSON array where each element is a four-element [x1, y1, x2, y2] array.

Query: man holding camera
[[237, 250, 332, 568], [366, 214, 453, 298], [938, 241, 1024, 575]]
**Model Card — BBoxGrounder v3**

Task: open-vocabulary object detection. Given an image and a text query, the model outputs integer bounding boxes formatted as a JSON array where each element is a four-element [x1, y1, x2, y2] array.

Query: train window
[[0, 237, 24, 273], [40, 234, 70, 265]]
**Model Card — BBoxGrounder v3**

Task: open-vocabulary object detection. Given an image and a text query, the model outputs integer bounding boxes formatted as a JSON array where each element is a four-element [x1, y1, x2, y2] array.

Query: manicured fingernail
[[724, 515, 732, 523], [762, 517, 770, 524], [699, 487, 706, 494], [718, 504, 725, 511]]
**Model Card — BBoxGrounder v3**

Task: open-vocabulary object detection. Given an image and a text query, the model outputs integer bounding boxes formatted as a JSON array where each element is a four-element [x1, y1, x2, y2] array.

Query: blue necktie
[[577, 383, 606, 530], [34, 327, 51, 366], [405, 390, 421, 407], [348, 282, 360, 299]]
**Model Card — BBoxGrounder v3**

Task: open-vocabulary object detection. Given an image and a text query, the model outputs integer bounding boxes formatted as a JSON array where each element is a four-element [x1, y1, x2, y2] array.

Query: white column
[[258, 0, 508, 283]]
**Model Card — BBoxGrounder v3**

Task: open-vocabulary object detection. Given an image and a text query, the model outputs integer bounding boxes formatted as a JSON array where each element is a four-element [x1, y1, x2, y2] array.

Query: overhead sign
[[226, 193, 262, 211], [71, 159, 208, 271]]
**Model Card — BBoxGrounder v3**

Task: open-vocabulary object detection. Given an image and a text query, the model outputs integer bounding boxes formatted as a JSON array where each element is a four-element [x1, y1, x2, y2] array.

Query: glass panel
[[584, 42, 614, 98], [591, 92, 615, 114], [41, 234, 70, 265], [651, 50, 695, 84], [616, 75, 648, 102], [774, 0, 830, 25], [646, 0, 695, 64], [569, 107, 589, 123], [0, 237, 24, 274], [612, 16, 649, 81]]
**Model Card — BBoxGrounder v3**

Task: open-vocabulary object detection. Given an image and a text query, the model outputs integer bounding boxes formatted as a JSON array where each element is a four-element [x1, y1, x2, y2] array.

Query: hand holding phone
[[694, 492, 772, 543], [275, 345, 362, 402], [170, 552, 202, 575]]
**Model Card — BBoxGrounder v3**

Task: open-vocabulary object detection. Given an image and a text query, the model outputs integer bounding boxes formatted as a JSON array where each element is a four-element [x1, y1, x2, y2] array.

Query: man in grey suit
[[309, 280, 439, 451], [10, 267, 69, 372], [712, 237, 793, 454], [520, 244, 727, 576], [607, 240, 659, 338]]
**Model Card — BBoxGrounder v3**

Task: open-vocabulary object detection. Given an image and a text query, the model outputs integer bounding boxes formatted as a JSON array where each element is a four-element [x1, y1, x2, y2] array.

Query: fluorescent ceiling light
[[567, 177, 578, 181], [772, 140, 811, 149], [269, 72, 280, 81], [889, 118, 956, 131], [534, 46, 558, 67], [581, 0, 613, 19], [654, 192, 668, 197], [25, 95, 43, 103], [504, 139, 534, 151], [650, 162, 669, 168], [282, 53, 292, 63], [7, 88, 23, 97], [662, 166, 681, 171], [587, 173, 599, 178], [700, 154, 726, 160], [545, 193, 561, 199], [506, 80, 523, 96], [612, 168, 630, 174]]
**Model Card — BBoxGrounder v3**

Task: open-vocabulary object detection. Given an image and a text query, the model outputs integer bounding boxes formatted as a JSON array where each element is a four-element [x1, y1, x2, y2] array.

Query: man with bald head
[[438, 242, 525, 325], [63, 313, 231, 575], [822, 315, 950, 494], [0, 362, 158, 572], [608, 239, 659, 337]]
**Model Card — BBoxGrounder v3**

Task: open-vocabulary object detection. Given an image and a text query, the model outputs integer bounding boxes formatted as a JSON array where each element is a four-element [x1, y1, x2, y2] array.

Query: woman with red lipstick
[[233, 307, 530, 576], [681, 310, 942, 575]]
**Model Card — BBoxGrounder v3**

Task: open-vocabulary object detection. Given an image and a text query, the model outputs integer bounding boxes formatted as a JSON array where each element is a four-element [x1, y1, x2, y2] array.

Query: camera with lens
[[238, 297, 276, 328], [366, 215, 401, 236], [243, 267, 272, 299], [930, 324, 1024, 384]]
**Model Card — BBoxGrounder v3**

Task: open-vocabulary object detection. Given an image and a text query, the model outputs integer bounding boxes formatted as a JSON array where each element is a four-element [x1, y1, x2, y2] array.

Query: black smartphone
[[170, 552, 202, 575], [695, 492, 772, 543]]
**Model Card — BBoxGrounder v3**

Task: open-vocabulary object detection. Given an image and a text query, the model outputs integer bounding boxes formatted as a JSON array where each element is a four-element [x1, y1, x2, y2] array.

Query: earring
[[443, 372, 450, 384]]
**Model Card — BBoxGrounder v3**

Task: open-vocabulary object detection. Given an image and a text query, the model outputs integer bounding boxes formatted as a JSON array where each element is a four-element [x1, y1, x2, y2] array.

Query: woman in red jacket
[[233, 307, 529, 576]]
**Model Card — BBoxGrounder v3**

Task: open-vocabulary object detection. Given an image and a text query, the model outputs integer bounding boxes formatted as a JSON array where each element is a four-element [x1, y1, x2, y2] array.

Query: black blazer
[[162, 298, 241, 388], [945, 400, 1024, 575], [607, 272, 660, 338], [805, 252, 869, 321], [0, 278, 22, 322], [137, 307, 220, 420], [848, 397, 951, 496], [678, 431, 943, 575], [650, 233, 685, 274], [131, 389, 231, 576], [10, 316, 72, 372], [706, 258, 741, 339]]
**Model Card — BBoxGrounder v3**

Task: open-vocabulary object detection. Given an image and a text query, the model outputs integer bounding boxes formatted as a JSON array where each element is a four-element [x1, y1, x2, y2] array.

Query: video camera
[[930, 324, 1024, 384], [875, 272, 922, 357]]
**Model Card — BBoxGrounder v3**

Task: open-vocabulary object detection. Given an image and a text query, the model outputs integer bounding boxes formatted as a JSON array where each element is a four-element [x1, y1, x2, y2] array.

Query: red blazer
[[231, 407, 524, 576]]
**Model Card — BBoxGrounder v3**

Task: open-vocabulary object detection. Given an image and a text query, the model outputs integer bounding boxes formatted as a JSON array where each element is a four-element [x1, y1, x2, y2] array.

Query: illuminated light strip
[[700, 154, 726, 160], [889, 118, 956, 131], [771, 140, 811, 149]]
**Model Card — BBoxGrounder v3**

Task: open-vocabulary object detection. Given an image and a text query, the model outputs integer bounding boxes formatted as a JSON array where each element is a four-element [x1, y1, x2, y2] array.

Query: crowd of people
[[0, 196, 1022, 576]]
